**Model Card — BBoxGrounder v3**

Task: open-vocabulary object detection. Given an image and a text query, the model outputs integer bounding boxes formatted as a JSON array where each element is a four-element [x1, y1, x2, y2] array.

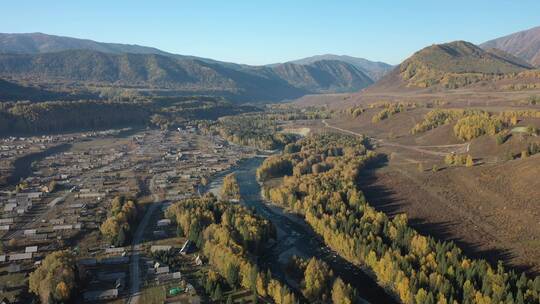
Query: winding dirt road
[[321, 119, 469, 156]]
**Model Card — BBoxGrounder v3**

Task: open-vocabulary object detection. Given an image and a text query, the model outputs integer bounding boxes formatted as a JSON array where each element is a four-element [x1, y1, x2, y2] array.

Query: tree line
[[258, 133, 540, 304]]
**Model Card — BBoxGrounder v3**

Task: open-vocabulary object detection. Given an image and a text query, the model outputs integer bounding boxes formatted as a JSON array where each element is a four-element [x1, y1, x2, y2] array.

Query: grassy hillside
[[385, 41, 533, 89]]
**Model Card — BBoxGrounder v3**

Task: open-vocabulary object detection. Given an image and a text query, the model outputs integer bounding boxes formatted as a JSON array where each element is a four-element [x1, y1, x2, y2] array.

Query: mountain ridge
[[481, 26, 540, 67], [0, 49, 373, 102], [370, 40, 533, 90], [275, 54, 393, 81]]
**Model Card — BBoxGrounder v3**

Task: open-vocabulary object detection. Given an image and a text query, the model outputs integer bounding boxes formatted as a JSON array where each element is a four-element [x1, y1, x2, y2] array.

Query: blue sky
[[1, 1, 539, 65]]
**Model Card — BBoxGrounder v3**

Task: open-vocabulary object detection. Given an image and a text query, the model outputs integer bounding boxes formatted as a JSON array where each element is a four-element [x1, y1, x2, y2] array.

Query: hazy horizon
[[2, 0, 540, 65]]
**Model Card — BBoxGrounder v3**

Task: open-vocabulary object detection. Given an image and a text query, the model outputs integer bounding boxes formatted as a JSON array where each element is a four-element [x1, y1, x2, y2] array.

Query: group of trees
[[500, 110, 540, 121], [221, 173, 241, 201], [453, 113, 505, 141], [526, 95, 540, 105], [99, 196, 138, 246], [165, 194, 299, 303], [496, 131, 511, 145], [411, 109, 482, 134], [413, 108, 540, 143], [287, 256, 358, 304], [256, 156, 294, 182], [372, 103, 407, 123], [517, 142, 540, 160], [343, 106, 365, 118], [29, 250, 77, 303], [444, 154, 474, 167], [199, 114, 298, 150], [262, 105, 333, 121], [502, 83, 540, 91], [259, 133, 540, 304]]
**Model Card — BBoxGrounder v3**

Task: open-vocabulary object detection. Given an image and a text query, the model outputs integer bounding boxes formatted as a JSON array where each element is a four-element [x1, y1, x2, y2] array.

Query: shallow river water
[[206, 157, 397, 304]]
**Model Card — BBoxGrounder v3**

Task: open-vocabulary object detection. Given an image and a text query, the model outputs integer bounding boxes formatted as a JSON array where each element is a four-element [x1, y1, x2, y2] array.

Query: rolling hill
[[283, 54, 393, 81], [481, 26, 540, 67], [373, 41, 533, 90], [0, 49, 374, 102]]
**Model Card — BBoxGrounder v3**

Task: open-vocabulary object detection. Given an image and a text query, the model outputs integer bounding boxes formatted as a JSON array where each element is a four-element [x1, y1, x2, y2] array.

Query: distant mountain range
[[282, 54, 394, 81], [0, 33, 381, 102], [481, 26, 540, 67], [1, 29, 540, 102], [373, 40, 534, 90]]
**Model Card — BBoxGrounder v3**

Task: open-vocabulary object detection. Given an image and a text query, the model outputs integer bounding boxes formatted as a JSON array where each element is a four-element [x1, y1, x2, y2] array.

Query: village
[[0, 126, 258, 304]]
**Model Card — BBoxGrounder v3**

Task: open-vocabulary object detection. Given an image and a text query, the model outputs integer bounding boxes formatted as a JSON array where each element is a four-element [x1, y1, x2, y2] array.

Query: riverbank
[[205, 156, 397, 304]]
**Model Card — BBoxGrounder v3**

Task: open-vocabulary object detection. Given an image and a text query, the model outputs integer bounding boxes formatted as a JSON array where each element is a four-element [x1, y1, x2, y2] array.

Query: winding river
[[207, 157, 397, 304]]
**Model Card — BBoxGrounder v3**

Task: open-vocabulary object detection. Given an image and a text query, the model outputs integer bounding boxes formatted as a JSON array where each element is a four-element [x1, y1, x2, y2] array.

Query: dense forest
[[165, 194, 300, 303], [257, 133, 540, 304], [0, 97, 252, 135]]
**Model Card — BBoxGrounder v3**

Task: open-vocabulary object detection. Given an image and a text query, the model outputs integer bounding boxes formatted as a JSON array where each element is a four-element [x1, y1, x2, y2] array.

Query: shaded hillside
[[0, 78, 57, 101], [0, 98, 253, 135], [0, 78, 95, 101], [373, 41, 533, 90], [271, 60, 373, 93], [0, 50, 374, 102], [481, 26, 540, 67], [285, 54, 393, 81]]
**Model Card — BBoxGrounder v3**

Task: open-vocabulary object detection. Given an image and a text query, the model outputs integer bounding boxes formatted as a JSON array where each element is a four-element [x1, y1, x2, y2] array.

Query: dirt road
[[322, 119, 469, 156], [127, 176, 162, 304]]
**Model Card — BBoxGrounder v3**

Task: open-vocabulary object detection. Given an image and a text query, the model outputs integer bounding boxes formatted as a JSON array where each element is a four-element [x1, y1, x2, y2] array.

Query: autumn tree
[[331, 278, 356, 304], [303, 258, 333, 301], [465, 155, 474, 167], [29, 250, 77, 303], [100, 196, 138, 246], [221, 173, 241, 201], [259, 133, 540, 304]]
